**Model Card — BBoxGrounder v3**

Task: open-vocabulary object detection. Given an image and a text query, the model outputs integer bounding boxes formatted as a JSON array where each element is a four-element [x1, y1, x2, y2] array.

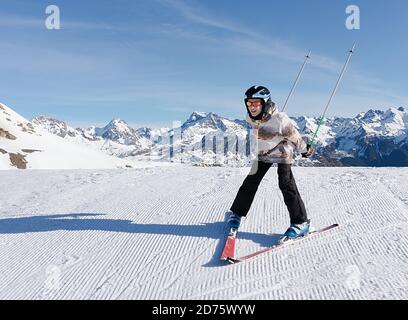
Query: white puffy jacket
[[246, 108, 308, 164]]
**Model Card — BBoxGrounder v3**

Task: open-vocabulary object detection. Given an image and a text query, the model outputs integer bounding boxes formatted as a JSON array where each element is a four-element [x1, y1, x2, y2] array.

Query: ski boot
[[226, 211, 242, 235], [279, 220, 310, 244]]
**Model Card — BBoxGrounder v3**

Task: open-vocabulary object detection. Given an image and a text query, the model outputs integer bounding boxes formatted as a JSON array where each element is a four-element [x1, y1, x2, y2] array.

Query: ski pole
[[310, 44, 356, 147], [281, 51, 311, 113]]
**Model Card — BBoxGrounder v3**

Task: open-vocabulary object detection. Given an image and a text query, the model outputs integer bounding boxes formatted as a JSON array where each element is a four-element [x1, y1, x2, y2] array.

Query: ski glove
[[301, 144, 314, 158]]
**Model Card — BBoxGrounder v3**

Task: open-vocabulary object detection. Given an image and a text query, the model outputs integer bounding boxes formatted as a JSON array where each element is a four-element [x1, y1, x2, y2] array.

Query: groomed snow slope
[[0, 166, 408, 299]]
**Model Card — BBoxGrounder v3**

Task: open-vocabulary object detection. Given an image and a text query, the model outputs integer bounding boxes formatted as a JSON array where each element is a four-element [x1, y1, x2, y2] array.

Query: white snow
[[1, 166, 408, 299], [0, 102, 158, 170]]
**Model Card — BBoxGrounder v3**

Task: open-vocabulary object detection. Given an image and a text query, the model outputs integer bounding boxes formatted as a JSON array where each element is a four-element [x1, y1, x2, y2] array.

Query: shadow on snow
[[0, 213, 282, 267]]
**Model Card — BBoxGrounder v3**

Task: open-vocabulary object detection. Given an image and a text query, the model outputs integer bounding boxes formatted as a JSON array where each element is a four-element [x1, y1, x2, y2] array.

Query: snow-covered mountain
[[32, 111, 254, 166], [166, 111, 252, 166], [0, 103, 132, 169], [150, 108, 408, 167], [32, 115, 155, 158], [31, 115, 78, 138], [93, 119, 137, 145], [298, 107, 408, 166], [6, 101, 408, 168]]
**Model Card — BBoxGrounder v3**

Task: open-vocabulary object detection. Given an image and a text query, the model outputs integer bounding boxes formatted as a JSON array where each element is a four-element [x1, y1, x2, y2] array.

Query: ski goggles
[[245, 99, 262, 108]]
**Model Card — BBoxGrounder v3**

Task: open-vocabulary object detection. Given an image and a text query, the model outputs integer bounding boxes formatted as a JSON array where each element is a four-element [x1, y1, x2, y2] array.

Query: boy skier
[[228, 85, 314, 243]]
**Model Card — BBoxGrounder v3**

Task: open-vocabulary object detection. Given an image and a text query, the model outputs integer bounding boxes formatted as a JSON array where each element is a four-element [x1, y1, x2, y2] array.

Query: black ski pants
[[230, 161, 308, 224]]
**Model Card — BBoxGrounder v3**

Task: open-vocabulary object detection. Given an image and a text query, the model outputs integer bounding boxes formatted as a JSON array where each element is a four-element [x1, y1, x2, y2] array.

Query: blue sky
[[0, 0, 407, 128]]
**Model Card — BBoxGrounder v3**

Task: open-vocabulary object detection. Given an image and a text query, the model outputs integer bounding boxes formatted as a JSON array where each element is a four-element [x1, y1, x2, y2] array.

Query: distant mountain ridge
[[0, 103, 127, 170], [21, 105, 408, 167]]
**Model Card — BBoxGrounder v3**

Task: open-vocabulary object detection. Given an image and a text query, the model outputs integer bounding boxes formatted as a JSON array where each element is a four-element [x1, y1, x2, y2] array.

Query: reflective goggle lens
[[246, 100, 262, 107]]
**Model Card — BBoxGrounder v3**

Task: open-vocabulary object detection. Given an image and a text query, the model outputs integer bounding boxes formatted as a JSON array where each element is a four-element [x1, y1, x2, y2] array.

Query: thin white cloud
[[2, 1, 405, 121], [63, 20, 118, 31], [156, 0, 344, 74], [156, 0, 254, 37], [0, 14, 118, 31], [227, 37, 344, 74], [155, 0, 406, 110], [347, 71, 406, 101], [0, 42, 114, 74], [0, 15, 42, 28]]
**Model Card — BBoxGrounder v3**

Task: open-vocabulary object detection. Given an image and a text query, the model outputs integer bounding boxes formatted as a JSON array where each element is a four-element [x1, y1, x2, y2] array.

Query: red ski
[[220, 228, 237, 262], [227, 224, 339, 264]]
